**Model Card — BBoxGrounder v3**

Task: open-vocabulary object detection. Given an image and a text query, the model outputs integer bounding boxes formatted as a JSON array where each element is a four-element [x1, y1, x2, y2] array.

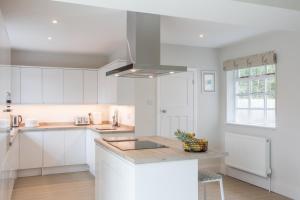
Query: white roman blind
[[223, 51, 277, 71]]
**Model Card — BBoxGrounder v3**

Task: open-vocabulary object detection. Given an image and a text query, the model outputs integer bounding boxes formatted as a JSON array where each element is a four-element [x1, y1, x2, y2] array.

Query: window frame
[[228, 65, 277, 128]]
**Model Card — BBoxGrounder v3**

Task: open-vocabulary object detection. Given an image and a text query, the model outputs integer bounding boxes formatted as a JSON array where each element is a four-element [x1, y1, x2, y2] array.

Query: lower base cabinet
[[43, 130, 65, 167], [65, 130, 86, 165], [0, 136, 19, 200]]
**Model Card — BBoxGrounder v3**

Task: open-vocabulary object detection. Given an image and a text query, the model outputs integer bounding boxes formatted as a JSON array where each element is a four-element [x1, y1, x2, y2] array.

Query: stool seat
[[198, 171, 222, 182]]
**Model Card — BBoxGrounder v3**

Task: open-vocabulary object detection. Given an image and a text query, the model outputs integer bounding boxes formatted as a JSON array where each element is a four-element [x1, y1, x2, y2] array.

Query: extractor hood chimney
[[106, 12, 187, 78]]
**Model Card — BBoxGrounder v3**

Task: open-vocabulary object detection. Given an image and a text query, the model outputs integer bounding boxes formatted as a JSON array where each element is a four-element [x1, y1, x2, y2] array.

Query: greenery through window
[[233, 65, 276, 127]]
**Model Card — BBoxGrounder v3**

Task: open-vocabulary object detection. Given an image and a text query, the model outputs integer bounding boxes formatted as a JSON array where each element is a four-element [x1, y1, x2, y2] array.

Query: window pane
[[250, 66, 266, 76], [249, 110, 264, 124], [250, 94, 264, 108], [266, 65, 275, 74], [236, 81, 249, 95], [238, 68, 250, 78], [236, 110, 249, 124], [251, 79, 265, 94], [236, 96, 249, 108], [267, 95, 275, 109], [266, 77, 276, 96], [267, 110, 276, 124]]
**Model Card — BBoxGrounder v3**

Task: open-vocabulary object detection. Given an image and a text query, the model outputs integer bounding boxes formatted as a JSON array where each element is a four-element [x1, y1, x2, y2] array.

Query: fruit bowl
[[174, 130, 208, 152]]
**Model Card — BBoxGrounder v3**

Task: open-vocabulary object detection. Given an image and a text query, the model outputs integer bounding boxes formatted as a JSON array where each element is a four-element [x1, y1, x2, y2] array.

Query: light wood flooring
[[12, 172, 290, 200]]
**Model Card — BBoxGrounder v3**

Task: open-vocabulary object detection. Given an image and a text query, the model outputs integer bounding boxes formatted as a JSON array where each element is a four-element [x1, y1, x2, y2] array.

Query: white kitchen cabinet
[[11, 67, 21, 104], [63, 69, 83, 104], [19, 131, 43, 169], [0, 66, 11, 104], [65, 129, 86, 165], [84, 69, 98, 104], [43, 130, 65, 167], [42, 68, 63, 104], [21, 67, 43, 104], [86, 129, 97, 175], [98, 60, 135, 105]]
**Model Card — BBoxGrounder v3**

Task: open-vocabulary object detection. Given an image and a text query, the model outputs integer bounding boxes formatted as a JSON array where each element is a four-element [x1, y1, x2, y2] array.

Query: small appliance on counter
[[74, 116, 90, 126], [24, 119, 39, 128], [11, 115, 22, 127]]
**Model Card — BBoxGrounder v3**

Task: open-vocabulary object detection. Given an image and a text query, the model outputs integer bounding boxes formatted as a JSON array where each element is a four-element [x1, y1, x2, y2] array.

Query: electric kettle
[[11, 115, 22, 127]]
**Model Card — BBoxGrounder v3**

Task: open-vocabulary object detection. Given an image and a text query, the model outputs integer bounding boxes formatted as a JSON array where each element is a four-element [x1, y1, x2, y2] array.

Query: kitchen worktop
[[95, 136, 226, 164], [17, 122, 135, 134]]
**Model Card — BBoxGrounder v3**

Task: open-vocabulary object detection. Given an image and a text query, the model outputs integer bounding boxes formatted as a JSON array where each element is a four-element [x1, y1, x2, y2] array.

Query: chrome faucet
[[112, 110, 119, 127]]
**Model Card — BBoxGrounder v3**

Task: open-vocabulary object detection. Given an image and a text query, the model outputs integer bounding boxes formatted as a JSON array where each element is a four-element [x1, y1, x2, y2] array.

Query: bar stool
[[198, 171, 225, 200]]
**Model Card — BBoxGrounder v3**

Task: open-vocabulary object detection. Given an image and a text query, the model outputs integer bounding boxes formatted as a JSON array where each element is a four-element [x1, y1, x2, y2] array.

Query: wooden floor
[[12, 172, 290, 200]]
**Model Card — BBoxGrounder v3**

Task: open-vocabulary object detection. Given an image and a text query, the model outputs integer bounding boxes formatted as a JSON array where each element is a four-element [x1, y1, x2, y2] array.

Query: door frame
[[157, 68, 198, 136]]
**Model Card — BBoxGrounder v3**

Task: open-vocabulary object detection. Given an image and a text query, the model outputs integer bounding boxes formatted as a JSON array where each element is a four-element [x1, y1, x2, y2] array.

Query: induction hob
[[108, 140, 168, 151]]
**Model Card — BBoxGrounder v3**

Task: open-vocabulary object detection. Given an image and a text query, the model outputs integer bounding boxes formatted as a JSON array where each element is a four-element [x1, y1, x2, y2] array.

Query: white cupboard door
[[43, 131, 65, 167], [11, 67, 21, 104], [84, 70, 98, 104], [21, 67, 42, 104], [43, 68, 63, 104], [63, 69, 83, 104], [86, 130, 97, 175], [65, 130, 86, 165], [0, 66, 11, 104], [19, 131, 43, 169]]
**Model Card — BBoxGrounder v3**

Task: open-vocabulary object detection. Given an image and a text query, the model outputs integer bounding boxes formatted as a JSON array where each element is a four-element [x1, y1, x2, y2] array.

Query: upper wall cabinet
[[21, 67, 43, 104], [0, 66, 11, 104], [63, 69, 84, 104], [11, 67, 21, 104], [43, 68, 64, 104], [84, 69, 98, 104], [98, 60, 134, 105]]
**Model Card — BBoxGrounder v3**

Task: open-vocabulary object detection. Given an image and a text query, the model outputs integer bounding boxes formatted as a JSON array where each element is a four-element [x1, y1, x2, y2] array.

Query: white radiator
[[225, 132, 271, 178]]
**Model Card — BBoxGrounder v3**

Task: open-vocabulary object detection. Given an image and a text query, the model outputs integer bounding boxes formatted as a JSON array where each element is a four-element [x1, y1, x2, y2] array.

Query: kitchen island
[[95, 136, 226, 200]]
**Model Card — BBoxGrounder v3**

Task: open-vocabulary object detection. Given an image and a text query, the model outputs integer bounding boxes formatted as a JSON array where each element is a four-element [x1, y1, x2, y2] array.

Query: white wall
[[11, 49, 109, 68], [161, 44, 221, 149], [0, 9, 10, 64], [219, 31, 300, 199]]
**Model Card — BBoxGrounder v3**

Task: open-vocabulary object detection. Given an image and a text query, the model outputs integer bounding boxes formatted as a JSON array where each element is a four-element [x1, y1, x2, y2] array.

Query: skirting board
[[18, 164, 89, 177]]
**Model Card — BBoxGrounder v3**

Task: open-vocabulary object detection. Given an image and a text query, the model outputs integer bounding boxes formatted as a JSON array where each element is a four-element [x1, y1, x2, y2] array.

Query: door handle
[[161, 109, 167, 113]]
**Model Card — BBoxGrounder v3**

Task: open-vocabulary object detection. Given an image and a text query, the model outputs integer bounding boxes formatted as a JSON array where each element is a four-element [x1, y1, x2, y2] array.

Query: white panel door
[[43, 131, 65, 167], [42, 68, 63, 104], [0, 66, 11, 104], [21, 67, 42, 104], [11, 67, 21, 104], [65, 129, 86, 165], [63, 69, 83, 104], [84, 70, 98, 104], [158, 71, 195, 137], [19, 131, 43, 169]]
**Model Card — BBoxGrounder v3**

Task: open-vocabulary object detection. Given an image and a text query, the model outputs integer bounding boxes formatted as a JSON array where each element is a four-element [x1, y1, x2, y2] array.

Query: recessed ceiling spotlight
[[149, 75, 153, 79], [52, 19, 58, 24], [169, 71, 174, 74], [130, 69, 137, 72], [199, 34, 204, 38], [114, 74, 120, 77], [47, 36, 52, 40]]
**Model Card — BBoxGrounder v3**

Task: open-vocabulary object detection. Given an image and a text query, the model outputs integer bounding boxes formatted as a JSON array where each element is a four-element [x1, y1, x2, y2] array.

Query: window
[[227, 65, 276, 127]]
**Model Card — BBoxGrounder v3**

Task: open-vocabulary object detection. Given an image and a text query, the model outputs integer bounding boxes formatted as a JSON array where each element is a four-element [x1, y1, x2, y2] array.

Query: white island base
[[95, 145, 198, 200]]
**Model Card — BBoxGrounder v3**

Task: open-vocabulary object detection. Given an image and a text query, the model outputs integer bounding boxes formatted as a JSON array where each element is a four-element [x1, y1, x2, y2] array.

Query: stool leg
[[203, 184, 207, 200], [219, 179, 225, 200]]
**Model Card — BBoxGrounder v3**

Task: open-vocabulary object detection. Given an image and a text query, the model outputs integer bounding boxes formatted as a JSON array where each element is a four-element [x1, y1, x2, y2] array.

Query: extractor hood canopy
[[106, 12, 187, 78]]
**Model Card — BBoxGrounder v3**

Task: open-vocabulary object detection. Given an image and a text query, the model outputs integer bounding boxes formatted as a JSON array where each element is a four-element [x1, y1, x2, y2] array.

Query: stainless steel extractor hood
[[106, 12, 187, 78]]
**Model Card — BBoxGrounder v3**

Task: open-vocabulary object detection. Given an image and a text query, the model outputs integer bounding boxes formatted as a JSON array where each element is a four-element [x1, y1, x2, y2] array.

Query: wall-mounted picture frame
[[202, 71, 216, 93]]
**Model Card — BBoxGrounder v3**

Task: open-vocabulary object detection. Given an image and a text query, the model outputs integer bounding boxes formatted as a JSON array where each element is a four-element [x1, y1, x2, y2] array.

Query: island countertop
[[95, 136, 227, 164]]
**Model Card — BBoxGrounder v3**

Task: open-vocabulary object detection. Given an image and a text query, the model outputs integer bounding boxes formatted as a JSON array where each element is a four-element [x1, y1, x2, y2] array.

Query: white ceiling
[[0, 0, 294, 55]]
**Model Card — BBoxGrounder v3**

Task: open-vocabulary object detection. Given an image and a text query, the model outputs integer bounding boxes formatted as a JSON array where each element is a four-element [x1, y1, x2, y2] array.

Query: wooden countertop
[[95, 136, 227, 164], [17, 122, 135, 134]]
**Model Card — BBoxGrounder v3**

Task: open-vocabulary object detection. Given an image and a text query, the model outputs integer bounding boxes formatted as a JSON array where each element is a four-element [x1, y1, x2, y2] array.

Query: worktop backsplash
[[0, 105, 135, 126]]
